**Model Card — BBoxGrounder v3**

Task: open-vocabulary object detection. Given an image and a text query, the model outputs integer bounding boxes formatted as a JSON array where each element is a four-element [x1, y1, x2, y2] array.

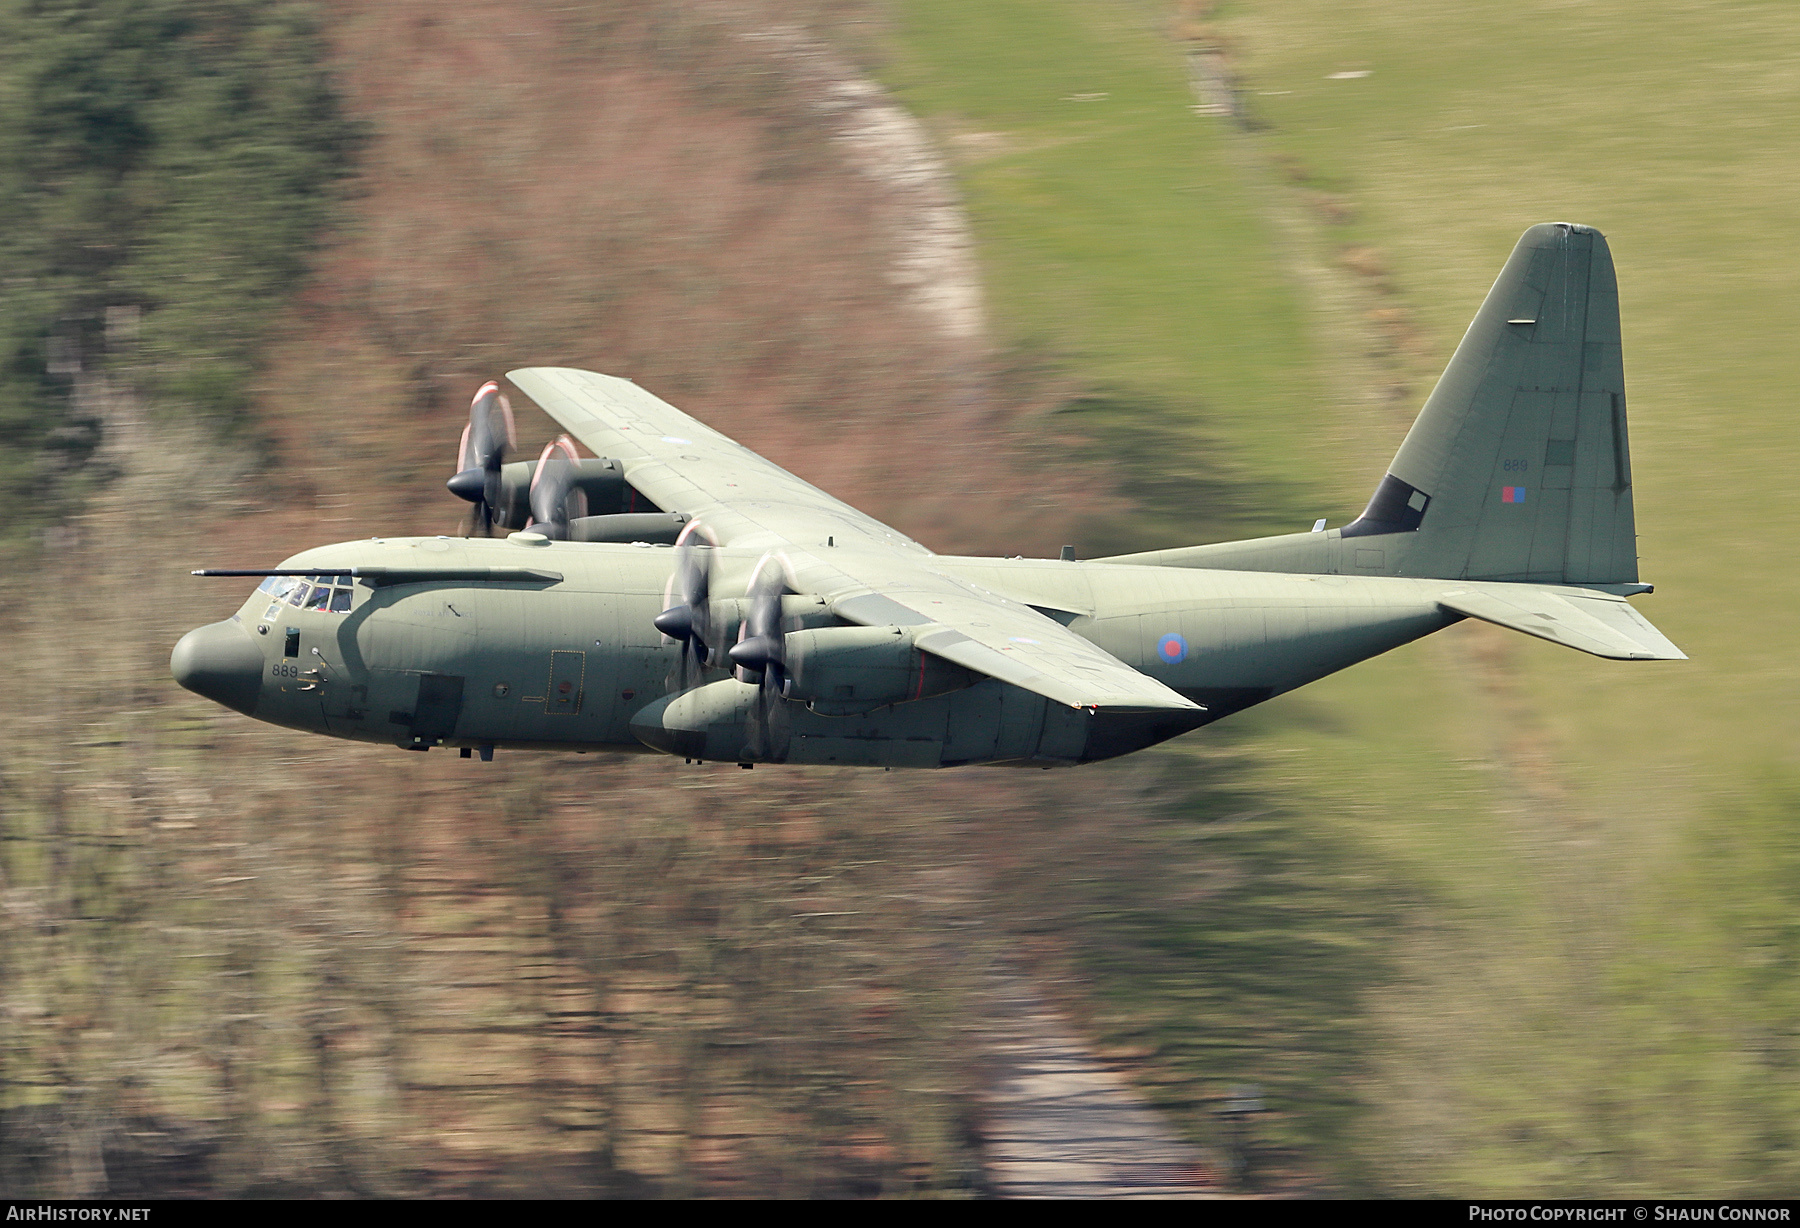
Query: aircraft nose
[[170, 620, 265, 715]]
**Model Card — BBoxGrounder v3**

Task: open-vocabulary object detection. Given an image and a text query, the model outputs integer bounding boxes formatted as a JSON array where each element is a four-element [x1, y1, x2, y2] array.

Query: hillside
[[0, 0, 1117, 1197], [0, 0, 355, 544], [1214, 0, 1800, 1194], [886, 0, 1800, 1197], [250, 0, 1104, 560]]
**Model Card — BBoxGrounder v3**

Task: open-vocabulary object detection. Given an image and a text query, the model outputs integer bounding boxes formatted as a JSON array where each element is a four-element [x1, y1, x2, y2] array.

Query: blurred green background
[[886, 0, 1800, 1194]]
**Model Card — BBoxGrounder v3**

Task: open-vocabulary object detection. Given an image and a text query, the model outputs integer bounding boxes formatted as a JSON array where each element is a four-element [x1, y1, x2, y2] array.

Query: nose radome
[[170, 620, 265, 715]]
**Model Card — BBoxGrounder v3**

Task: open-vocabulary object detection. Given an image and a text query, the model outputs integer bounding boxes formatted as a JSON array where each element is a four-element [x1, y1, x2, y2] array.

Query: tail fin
[[1101, 224, 1641, 585], [1343, 222, 1636, 583]]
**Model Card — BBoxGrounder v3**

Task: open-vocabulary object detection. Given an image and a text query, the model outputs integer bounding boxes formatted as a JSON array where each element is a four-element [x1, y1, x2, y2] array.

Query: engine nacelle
[[783, 625, 977, 714], [628, 678, 759, 762], [568, 512, 690, 544], [479, 458, 636, 530]]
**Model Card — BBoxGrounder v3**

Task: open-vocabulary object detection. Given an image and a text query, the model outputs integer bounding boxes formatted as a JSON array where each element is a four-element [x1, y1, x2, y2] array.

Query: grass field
[[1218, 0, 1800, 1194], [888, 0, 1800, 1195], [882, 0, 1341, 552], [1227, 0, 1800, 784]]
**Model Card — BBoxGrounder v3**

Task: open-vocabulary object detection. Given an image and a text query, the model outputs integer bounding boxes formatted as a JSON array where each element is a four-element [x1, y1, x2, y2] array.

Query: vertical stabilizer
[[1343, 223, 1637, 583]]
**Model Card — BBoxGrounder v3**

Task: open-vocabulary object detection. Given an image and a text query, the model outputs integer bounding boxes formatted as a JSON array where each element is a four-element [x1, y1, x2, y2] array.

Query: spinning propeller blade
[[654, 530, 716, 693], [728, 561, 790, 762], [446, 381, 516, 535], [527, 435, 585, 540]]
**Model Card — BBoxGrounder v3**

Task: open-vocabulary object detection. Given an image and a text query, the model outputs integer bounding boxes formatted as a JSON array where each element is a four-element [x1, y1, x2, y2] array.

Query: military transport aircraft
[[171, 223, 1683, 768]]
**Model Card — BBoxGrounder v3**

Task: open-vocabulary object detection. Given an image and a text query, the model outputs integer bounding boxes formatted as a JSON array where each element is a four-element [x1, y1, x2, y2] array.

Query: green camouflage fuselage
[[229, 534, 1453, 767]]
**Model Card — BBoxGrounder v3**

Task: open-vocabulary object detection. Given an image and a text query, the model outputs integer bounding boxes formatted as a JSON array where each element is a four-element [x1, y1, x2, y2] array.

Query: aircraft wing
[[507, 366, 928, 556], [784, 551, 1202, 712], [510, 367, 1199, 713]]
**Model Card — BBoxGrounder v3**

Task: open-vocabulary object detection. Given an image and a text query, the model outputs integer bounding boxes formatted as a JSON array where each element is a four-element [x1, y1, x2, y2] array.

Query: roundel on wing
[[1156, 632, 1188, 664]]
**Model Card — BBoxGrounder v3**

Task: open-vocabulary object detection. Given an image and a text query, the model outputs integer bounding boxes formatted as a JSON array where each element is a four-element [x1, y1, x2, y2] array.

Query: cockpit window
[[256, 576, 353, 617]]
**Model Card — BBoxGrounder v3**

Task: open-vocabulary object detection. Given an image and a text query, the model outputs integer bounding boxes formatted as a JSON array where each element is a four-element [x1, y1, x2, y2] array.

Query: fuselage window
[[329, 586, 353, 613], [287, 583, 311, 608], [304, 585, 332, 612]]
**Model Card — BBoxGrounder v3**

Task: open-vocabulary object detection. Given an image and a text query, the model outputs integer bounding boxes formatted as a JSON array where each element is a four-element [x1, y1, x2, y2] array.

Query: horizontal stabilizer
[[1438, 585, 1686, 660]]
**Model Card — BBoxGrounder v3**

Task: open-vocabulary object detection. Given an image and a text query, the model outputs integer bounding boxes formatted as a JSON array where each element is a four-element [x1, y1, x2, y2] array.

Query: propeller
[[728, 560, 790, 762], [653, 529, 716, 693], [526, 435, 586, 540], [446, 381, 516, 535]]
